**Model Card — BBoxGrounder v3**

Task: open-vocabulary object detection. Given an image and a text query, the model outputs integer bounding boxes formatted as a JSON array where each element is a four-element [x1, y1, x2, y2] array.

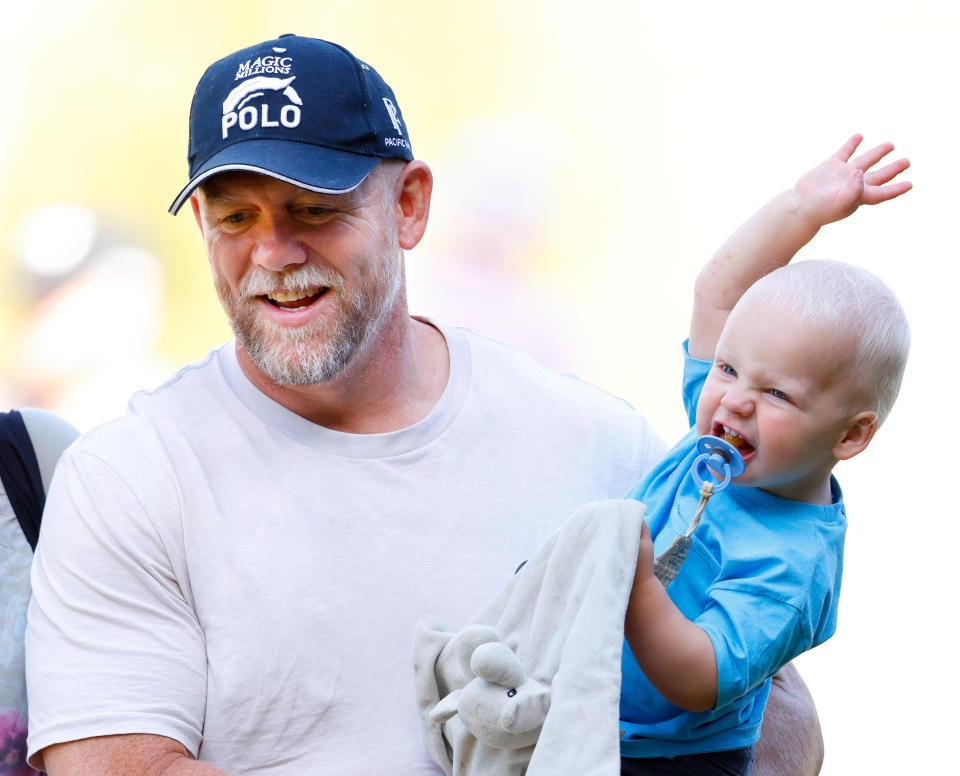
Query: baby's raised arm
[[687, 135, 911, 361]]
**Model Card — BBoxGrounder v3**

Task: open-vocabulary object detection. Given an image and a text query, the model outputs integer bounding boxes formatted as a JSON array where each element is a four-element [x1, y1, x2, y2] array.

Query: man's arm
[[26, 437, 208, 772], [688, 134, 911, 360], [42, 735, 230, 776], [754, 663, 825, 776]]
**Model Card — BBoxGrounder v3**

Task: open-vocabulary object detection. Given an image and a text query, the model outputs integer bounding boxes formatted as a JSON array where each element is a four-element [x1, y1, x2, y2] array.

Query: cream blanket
[[413, 499, 646, 776]]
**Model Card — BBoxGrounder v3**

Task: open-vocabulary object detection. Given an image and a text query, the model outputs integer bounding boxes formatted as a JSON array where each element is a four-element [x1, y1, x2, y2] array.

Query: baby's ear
[[834, 411, 879, 461]]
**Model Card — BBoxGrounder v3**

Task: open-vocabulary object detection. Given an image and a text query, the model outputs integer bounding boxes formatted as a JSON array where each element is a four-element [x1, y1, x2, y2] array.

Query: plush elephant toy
[[429, 625, 551, 750]]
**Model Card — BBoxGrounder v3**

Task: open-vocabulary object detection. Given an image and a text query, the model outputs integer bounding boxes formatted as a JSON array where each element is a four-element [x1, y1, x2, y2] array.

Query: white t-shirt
[[26, 322, 664, 775]]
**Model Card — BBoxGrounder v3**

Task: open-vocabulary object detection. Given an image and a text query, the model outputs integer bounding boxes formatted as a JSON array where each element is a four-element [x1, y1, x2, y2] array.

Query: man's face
[[694, 295, 861, 503], [192, 168, 403, 385]]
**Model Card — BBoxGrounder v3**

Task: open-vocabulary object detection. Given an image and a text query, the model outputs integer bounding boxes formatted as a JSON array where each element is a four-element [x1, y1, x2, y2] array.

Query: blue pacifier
[[690, 435, 746, 494]]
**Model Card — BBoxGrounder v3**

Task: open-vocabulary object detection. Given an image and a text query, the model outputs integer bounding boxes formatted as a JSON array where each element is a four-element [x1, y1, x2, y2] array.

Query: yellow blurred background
[[1, 1, 955, 772]]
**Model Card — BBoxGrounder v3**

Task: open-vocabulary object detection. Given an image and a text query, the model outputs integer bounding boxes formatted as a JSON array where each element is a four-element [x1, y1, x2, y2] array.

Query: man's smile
[[264, 287, 328, 310]]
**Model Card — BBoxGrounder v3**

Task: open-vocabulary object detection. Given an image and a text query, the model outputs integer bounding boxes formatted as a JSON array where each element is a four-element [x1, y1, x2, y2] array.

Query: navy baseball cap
[[168, 35, 414, 214]]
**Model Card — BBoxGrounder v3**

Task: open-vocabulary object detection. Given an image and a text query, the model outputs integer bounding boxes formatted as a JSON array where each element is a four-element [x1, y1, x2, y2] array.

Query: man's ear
[[190, 194, 205, 233], [834, 411, 879, 461], [394, 160, 433, 250]]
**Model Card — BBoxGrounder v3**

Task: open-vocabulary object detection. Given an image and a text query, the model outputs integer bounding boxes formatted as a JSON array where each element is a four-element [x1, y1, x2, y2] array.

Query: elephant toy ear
[[429, 689, 462, 724], [452, 625, 501, 675], [470, 641, 525, 688]]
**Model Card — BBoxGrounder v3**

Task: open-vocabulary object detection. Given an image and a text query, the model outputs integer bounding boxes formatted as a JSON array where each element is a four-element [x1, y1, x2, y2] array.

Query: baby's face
[[695, 296, 860, 504]]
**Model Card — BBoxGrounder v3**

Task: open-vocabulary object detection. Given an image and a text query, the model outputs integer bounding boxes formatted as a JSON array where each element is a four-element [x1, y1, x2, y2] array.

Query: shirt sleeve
[[25, 436, 206, 768], [696, 584, 807, 708], [680, 340, 713, 427]]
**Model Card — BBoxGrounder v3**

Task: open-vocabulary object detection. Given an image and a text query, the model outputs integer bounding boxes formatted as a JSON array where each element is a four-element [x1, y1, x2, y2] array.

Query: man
[[25, 35, 821, 775]]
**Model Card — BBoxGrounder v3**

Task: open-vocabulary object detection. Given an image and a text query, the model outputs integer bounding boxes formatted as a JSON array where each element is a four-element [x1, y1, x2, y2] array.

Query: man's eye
[[225, 212, 246, 223]]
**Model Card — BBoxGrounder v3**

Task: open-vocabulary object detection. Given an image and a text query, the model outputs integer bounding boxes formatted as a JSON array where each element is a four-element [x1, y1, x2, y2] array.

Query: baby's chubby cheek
[[693, 393, 715, 438]]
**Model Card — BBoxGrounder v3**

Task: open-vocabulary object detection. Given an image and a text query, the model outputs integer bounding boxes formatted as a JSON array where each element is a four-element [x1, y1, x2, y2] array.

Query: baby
[[620, 135, 911, 775]]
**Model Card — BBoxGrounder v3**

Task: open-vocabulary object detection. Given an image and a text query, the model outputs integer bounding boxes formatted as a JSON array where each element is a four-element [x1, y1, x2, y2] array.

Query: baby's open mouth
[[714, 423, 755, 456], [264, 287, 327, 310]]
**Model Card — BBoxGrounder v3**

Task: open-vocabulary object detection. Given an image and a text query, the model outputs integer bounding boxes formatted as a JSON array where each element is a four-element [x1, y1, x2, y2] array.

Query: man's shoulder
[[66, 345, 231, 465], [455, 324, 640, 417], [128, 343, 230, 409]]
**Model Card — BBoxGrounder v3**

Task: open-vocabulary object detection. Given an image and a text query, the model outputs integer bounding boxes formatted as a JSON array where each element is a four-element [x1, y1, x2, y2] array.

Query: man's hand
[[792, 133, 911, 228]]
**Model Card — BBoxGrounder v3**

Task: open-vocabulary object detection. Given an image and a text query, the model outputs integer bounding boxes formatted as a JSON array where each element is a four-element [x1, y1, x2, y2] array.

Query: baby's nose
[[721, 388, 754, 415]]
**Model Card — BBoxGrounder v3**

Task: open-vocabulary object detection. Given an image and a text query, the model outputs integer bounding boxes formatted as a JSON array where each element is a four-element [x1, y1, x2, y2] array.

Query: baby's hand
[[635, 520, 655, 584], [793, 134, 911, 228]]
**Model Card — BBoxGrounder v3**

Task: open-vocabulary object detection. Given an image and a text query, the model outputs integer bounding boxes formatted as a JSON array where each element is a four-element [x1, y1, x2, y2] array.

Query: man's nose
[[251, 217, 308, 272]]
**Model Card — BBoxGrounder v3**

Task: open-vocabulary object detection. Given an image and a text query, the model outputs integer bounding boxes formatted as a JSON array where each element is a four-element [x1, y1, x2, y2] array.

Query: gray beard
[[216, 258, 401, 385]]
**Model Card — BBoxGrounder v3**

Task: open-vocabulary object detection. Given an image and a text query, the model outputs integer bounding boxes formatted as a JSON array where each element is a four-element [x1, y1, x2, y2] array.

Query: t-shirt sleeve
[[680, 340, 713, 427], [696, 584, 807, 708], [25, 440, 206, 768]]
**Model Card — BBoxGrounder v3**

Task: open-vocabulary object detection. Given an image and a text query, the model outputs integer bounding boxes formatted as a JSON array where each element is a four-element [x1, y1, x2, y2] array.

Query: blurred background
[[1, 0, 953, 772]]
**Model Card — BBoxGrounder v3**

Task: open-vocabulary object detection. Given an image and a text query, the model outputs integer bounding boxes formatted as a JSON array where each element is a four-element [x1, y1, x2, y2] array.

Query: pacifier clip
[[652, 435, 745, 586]]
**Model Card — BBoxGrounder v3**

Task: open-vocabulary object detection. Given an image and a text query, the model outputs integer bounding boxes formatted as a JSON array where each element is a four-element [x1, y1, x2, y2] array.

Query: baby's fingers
[[863, 157, 911, 187], [832, 133, 864, 162], [851, 141, 896, 172], [862, 179, 913, 205]]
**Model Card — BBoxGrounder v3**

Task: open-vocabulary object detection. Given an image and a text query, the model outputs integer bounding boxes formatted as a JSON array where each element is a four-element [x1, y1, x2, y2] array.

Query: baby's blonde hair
[[741, 260, 909, 424]]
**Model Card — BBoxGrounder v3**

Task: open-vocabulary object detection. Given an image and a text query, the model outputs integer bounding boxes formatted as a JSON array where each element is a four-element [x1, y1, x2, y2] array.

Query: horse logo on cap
[[221, 76, 304, 139]]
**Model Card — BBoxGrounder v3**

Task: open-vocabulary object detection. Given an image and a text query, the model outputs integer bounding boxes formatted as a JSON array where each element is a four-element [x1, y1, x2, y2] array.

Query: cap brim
[[168, 139, 381, 214]]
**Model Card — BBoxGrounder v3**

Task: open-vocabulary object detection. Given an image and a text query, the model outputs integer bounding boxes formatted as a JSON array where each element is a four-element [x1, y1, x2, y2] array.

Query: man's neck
[[235, 311, 449, 434]]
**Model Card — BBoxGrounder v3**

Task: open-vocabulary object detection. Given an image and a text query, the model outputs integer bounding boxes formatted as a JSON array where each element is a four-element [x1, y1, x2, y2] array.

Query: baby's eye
[[718, 363, 737, 377], [769, 389, 789, 401]]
